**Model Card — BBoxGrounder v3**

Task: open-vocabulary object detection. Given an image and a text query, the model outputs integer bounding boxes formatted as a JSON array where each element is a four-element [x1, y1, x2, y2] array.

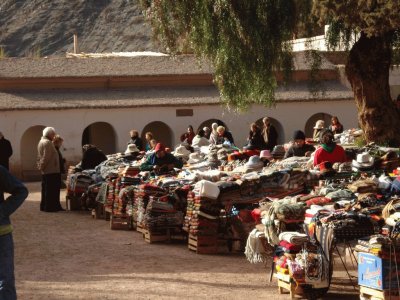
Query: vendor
[[284, 130, 315, 159], [180, 125, 195, 145], [144, 132, 154, 151], [245, 123, 265, 150], [217, 126, 235, 145], [127, 129, 143, 151], [79, 144, 108, 170], [313, 129, 346, 166], [140, 143, 183, 173], [328, 116, 344, 135], [313, 120, 325, 142], [192, 128, 210, 148]]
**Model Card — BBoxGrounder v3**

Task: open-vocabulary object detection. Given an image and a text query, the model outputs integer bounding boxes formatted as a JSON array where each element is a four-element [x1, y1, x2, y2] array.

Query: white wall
[[0, 99, 358, 178]]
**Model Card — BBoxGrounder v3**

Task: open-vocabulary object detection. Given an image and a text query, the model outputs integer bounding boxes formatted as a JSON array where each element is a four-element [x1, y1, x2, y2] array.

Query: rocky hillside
[[0, 0, 160, 57]]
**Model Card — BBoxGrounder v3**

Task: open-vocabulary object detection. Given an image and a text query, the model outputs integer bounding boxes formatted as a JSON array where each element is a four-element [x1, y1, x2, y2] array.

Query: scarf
[[321, 143, 336, 153], [244, 229, 267, 263]]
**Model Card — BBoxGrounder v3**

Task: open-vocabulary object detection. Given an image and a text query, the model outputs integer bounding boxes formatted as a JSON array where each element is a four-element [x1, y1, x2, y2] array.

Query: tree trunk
[[345, 32, 400, 146]]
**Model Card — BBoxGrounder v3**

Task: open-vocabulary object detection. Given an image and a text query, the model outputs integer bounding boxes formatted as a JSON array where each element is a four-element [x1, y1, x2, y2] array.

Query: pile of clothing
[[143, 194, 184, 230], [133, 184, 166, 226], [183, 190, 221, 237]]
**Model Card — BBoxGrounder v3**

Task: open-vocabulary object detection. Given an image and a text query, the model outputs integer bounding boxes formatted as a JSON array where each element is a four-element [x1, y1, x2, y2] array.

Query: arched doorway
[[255, 117, 285, 144], [141, 121, 173, 148], [82, 122, 116, 155], [20, 125, 45, 180], [197, 119, 228, 132], [305, 113, 332, 138]]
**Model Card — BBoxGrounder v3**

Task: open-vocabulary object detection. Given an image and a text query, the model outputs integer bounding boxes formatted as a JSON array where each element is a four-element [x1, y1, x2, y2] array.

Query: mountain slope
[[0, 0, 160, 57]]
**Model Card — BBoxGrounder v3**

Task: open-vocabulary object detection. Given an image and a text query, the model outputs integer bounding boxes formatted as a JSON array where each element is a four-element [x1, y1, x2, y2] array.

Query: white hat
[[314, 120, 325, 129], [174, 145, 191, 157], [352, 152, 374, 168], [125, 144, 139, 154], [188, 152, 202, 164]]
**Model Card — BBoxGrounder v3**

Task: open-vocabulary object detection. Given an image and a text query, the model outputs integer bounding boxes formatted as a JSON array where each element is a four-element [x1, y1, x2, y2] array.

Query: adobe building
[[0, 52, 399, 180]]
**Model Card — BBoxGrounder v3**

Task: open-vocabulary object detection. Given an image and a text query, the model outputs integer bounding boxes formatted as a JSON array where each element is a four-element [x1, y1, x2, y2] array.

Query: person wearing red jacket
[[313, 129, 346, 166], [180, 125, 195, 145]]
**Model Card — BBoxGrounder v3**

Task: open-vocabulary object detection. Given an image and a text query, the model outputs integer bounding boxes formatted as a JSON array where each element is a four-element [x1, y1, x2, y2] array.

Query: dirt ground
[[11, 182, 359, 299]]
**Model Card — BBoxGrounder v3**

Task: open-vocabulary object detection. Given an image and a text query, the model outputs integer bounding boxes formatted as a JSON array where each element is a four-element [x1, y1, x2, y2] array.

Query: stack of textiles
[[105, 178, 117, 211], [133, 184, 167, 226], [355, 235, 392, 256], [261, 197, 306, 246], [316, 210, 376, 240], [183, 190, 221, 237], [143, 194, 184, 230], [274, 232, 309, 275], [113, 177, 141, 215], [67, 173, 94, 196], [120, 165, 140, 177], [183, 191, 195, 232]]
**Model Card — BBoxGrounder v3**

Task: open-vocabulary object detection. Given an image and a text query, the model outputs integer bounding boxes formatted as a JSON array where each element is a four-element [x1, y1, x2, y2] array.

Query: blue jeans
[[0, 233, 16, 300]]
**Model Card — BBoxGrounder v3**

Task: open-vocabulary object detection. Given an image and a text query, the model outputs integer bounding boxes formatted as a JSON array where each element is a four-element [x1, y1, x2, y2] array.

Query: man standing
[[0, 132, 13, 170], [262, 117, 278, 151], [37, 127, 63, 212], [0, 165, 28, 300]]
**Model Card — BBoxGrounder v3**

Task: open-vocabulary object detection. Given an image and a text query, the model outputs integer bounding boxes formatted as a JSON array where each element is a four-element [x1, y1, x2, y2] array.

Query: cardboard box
[[358, 252, 400, 290]]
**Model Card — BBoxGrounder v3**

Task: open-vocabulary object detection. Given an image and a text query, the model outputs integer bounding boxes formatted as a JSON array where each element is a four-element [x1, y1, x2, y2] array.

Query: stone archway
[[141, 121, 173, 148], [82, 122, 116, 155], [20, 125, 46, 180], [305, 113, 332, 138], [255, 117, 285, 144]]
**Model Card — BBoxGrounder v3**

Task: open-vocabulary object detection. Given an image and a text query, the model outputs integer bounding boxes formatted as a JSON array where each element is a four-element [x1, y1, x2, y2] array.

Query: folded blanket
[[279, 231, 309, 245]]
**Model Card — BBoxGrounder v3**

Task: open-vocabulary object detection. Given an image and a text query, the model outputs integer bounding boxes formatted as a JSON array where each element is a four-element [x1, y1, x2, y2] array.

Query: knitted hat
[[293, 130, 306, 140]]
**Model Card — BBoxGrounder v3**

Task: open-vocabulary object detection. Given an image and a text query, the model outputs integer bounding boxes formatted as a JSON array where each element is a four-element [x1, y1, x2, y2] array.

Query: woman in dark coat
[[81, 144, 107, 170], [245, 123, 265, 150], [53, 135, 66, 174]]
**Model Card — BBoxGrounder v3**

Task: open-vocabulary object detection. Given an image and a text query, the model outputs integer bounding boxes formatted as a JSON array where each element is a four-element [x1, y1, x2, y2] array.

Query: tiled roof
[[0, 82, 352, 111], [0, 52, 335, 79]]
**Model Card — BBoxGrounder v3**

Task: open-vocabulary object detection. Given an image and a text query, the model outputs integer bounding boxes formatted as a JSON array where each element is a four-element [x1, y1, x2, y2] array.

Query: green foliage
[[354, 136, 367, 148], [141, 0, 308, 110], [140, 0, 400, 110]]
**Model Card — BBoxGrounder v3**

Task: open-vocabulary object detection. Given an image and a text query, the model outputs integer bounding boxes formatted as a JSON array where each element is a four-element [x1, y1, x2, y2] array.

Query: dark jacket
[[0, 137, 13, 170], [128, 137, 144, 151], [140, 152, 183, 171], [56, 147, 66, 174], [81, 148, 107, 170], [247, 129, 265, 149], [0, 166, 28, 235], [329, 123, 344, 135], [284, 144, 316, 159], [262, 125, 278, 151], [180, 132, 195, 145]]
